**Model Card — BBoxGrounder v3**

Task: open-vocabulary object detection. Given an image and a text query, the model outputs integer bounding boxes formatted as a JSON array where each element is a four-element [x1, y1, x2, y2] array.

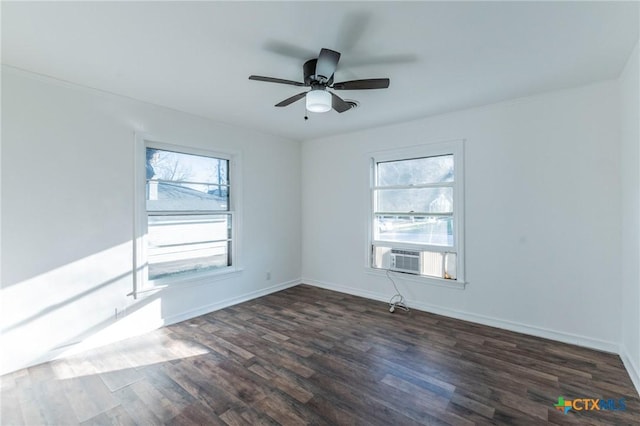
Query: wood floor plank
[[158, 359, 238, 416], [304, 394, 372, 426], [251, 392, 314, 426], [32, 379, 79, 425], [60, 373, 119, 423], [449, 389, 496, 420], [79, 404, 135, 426], [1, 284, 638, 425], [166, 401, 227, 426], [129, 379, 178, 421], [113, 385, 163, 425], [248, 363, 313, 404], [209, 319, 316, 378], [293, 361, 422, 425], [233, 405, 282, 426], [189, 357, 267, 406], [218, 408, 252, 426]]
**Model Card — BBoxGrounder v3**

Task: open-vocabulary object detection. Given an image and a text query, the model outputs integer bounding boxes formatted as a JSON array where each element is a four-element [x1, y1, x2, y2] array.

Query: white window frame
[[366, 140, 466, 288], [133, 134, 242, 296]]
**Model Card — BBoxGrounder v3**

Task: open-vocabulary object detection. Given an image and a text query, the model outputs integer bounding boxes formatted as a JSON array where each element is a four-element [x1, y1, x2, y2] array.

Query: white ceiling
[[2, 1, 638, 141]]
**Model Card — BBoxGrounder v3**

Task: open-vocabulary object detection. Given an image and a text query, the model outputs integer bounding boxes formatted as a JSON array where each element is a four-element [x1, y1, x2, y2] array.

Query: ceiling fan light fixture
[[306, 89, 332, 113]]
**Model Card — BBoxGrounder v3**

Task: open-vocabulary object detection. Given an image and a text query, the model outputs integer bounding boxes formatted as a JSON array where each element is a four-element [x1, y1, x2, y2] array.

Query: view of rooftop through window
[[145, 147, 232, 281]]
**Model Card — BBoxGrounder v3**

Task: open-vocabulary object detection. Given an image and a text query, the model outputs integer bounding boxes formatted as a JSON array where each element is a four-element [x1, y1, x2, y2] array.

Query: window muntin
[[371, 148, 463, 282], [145, 146, 232, 282]]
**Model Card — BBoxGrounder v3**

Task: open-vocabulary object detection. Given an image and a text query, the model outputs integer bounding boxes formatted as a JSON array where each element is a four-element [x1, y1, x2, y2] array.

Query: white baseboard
[[620, 346, 640, 397], [302, 278, 620, 354], [162, 279, 301, 326]]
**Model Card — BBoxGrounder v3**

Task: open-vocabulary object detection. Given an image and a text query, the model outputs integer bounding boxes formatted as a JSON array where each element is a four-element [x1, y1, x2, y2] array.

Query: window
[[135, 136, 239, 293], [369, 141, 464, 283]]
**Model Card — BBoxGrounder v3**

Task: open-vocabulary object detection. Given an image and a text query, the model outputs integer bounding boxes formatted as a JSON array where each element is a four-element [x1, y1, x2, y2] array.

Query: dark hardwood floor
[[1, 284, 638, 425]]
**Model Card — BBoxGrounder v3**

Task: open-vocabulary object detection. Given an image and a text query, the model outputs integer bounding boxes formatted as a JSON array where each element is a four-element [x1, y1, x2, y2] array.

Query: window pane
[[146, 147, 229, 211], [147, 214, 231, 280], [376, 187, 452, 213], [377, 155, 453, 186], [146, 148, 228, 184], [147, 181, 228, 211], [374, 215, 453, 246]]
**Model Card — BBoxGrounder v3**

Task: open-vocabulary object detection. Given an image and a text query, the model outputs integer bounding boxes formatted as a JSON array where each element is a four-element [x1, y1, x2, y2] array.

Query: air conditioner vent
[[390, 249, 421, 275]]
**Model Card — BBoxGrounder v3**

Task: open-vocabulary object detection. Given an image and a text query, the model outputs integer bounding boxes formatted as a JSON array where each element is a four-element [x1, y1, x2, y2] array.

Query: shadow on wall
[[2, 270, 133, 335], [1, 225, 135, 289], [0, 241, 169, 375]]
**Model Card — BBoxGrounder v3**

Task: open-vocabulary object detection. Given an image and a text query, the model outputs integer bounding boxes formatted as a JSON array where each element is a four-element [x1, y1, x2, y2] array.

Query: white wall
[[0, 68, 302, 375], [302, 81, 621, 351], [620, 41, 640, 393]]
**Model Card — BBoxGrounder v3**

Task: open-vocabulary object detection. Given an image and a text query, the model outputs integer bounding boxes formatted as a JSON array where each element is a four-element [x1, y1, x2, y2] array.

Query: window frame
[[134, 134, 242, 296], [366, 140, 466, 287]]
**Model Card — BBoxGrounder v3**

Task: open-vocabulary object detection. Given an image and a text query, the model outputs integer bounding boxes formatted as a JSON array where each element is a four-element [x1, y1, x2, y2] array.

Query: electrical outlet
[[266, 271, 271, 280]]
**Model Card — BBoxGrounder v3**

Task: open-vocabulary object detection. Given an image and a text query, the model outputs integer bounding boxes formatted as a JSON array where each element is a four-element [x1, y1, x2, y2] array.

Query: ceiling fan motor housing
[[303, 59, 334, 86]]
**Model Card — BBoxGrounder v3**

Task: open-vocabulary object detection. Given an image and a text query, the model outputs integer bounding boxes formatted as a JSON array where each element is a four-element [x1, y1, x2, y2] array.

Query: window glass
[[146, 148, 228, 212], [377, 155, 453, 186], [374, 215, 453, 246], [377, 187, 453, 213], [147, 214, 231, 280], [144, 146, 233, 282]]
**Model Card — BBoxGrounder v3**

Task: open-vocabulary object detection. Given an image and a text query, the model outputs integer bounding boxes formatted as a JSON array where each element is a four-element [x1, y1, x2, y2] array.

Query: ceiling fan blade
[[341, 54, 417, 68], [275, 92, 307, 107], [249, 75, 305, 87], [335, 11, 371, 53], [330, 92, 351, 113], [315, 48, 341, 81], [332, 78, 390, 90], [263, 40, 317, 60]]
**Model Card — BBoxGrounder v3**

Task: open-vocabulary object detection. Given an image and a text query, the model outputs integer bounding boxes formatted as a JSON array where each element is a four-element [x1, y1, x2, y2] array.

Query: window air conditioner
[[390, 249, 421, 275]]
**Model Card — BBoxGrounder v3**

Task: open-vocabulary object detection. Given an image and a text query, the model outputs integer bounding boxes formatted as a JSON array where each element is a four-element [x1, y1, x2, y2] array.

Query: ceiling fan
[[249, 48, 390, 114]]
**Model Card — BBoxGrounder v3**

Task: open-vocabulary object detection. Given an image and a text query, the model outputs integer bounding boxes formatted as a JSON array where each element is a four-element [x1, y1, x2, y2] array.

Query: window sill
[[364, 267, 467, 290], [134, 267, 244, 297]]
